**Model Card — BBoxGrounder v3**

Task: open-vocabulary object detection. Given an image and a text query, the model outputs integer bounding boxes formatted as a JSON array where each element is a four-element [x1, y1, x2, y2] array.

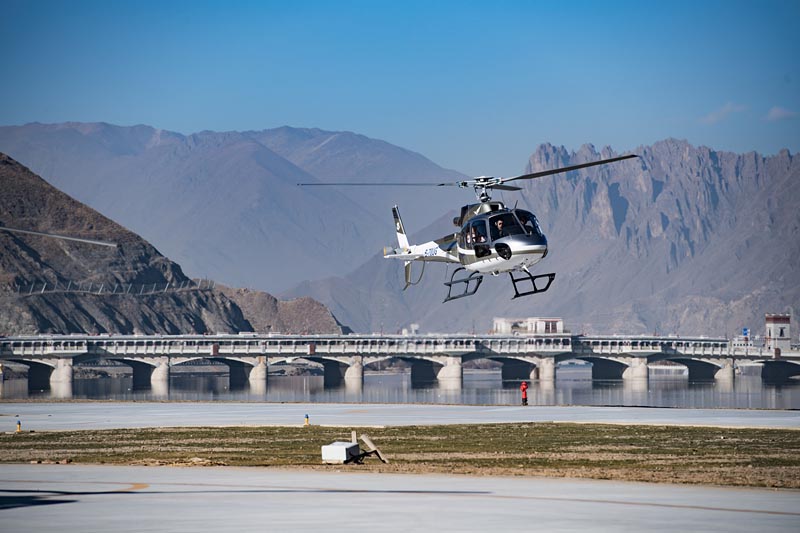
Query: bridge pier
[[127, 358, 170, 393], [436, 357, 462, 380], [622, 358, 649, 380], [247, 357, 269, 380], [436, 357, 462, 390], [537, 358, 556, 381], [246, 359, 268, 394], [714, 360, 735, 381], [205, 357, 269, 390], [50, 358, 73, 384], [151, 358, 170, 383], [344, 359, 364, 381], [50, 359, 74, 399], [150, 358, 170, 397], [321, 356, 364, 387]]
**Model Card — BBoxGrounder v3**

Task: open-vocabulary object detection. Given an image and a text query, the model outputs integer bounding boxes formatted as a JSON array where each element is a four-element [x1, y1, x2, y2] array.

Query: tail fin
[[392, 205, 409, 250]]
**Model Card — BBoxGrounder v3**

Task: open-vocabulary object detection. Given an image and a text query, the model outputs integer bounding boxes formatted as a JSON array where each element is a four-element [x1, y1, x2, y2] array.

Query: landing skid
[[510, 271, 555, 299], [443, 267, 484, 303]]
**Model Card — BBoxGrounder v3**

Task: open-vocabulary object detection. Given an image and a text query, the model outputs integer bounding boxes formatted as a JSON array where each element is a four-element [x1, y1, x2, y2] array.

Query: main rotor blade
[[296, 154, 637, 191], [503, 154, 638, 184], [297, 182, 457, 187], [0, 226, 118, 248]]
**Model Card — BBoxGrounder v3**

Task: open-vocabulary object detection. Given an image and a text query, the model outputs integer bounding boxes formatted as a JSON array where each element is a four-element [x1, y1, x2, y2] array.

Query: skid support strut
[[510, 271, 555, 299], [443, 267, 484, 303]]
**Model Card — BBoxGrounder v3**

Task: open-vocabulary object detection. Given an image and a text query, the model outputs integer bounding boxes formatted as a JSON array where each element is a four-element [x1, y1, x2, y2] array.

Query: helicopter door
[[469, 220, 491, 258], [459, 224, 470, 248]]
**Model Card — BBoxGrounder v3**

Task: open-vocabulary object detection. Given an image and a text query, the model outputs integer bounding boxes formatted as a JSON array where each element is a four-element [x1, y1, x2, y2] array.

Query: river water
[[2, 366, 798, 409]]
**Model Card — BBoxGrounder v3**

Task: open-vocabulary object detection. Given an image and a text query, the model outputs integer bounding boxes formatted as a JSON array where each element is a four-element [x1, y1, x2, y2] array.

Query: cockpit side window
[[470, 220, 488, 244]]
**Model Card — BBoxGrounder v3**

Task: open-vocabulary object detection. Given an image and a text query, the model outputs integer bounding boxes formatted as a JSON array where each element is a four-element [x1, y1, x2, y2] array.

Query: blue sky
[[1, 0, 797, 176]]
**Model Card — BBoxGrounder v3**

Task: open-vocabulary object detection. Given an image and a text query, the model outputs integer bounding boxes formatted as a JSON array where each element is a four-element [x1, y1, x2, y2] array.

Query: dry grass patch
[[3, 423, 799, 488]]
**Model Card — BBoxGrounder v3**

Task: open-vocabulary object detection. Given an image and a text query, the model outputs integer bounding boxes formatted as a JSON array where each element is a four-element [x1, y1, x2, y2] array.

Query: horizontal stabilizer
[[384, 247, 422, 260]]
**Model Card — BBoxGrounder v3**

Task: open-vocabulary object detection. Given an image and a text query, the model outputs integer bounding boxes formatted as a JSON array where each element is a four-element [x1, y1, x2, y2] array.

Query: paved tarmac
[[1, 403, 798, 531], [1, 464, 798, 532], [1, 402, 798, 431]]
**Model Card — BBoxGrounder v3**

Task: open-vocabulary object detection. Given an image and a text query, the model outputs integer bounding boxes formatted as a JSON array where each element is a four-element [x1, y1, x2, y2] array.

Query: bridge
[[2, 332, 798, 394]]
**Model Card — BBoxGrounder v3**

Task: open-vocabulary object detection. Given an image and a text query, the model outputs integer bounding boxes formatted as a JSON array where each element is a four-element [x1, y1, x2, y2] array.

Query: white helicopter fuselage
[[384, 204, 548, 276], [302, 153, 636, 302], [456, 236, 547, 274]]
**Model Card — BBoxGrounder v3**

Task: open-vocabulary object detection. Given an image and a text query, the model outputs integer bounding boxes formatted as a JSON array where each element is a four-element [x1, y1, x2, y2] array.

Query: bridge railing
[[6, 333, 790, 361]]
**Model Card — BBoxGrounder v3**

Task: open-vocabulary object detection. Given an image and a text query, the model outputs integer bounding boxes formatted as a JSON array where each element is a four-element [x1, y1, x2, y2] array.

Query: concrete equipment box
[[321, 441, 361, 464]]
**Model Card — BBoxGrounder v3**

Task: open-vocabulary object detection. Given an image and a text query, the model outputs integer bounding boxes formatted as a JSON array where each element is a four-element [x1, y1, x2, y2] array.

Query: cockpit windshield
[[489, 213, 524, 240], [513, 209, 543, 237]]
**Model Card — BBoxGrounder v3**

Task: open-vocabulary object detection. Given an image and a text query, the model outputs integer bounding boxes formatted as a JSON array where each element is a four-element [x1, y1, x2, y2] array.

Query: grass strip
[[3, 423, 799, 488]]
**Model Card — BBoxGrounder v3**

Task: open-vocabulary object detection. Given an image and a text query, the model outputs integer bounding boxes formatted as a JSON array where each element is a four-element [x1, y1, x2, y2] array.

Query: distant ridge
[[0, 122, 468, 292], [284, 139, 799, 336], [0, 152, 342, 335], [1, 122, 796, 336]]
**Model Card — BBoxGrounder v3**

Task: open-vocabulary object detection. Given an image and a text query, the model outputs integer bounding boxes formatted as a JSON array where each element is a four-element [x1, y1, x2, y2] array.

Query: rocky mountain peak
[[0, 153, 186, 289], [0, 152, 344, 335], [286, 139, 799, 337]]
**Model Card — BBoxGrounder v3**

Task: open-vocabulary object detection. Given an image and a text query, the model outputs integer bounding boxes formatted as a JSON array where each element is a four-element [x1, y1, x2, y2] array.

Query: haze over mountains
[[251, 126, 470, 236], [1, 122, 797, 336], [285, 140, 799, 336], [0, 123, 467, 291], [0, 153, 341, 335]]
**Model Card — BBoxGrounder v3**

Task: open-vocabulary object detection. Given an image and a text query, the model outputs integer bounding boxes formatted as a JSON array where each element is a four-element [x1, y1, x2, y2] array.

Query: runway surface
[[2, 402, 799, 431], [2, 403, 798, 531], [1, 464, 798, 532]]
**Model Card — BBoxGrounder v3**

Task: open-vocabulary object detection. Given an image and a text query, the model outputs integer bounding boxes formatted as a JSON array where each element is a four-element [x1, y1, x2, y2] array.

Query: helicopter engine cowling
[[495, 243, 512, 260]]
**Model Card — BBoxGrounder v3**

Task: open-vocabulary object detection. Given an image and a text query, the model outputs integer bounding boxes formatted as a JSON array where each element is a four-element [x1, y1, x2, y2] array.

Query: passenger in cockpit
[[474, 225, 487, 243]]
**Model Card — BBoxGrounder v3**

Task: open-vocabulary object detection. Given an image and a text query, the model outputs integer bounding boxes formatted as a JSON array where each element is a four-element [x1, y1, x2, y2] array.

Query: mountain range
[[1, 123, 796, 336], [0, 122, 466, 291], [0, 152, 342, 335], [285, 140, 799, 336]]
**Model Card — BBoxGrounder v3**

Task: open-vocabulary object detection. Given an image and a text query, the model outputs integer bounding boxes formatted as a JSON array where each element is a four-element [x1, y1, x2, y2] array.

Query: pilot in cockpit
[[493, 219, 505, 239]]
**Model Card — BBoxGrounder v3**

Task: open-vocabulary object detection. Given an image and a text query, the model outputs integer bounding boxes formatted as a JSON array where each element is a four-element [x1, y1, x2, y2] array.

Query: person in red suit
[[520, 380, 528, 406]]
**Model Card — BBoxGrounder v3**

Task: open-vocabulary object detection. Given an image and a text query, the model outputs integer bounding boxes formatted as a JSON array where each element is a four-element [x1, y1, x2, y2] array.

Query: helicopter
[[300, 153, 638, 302]]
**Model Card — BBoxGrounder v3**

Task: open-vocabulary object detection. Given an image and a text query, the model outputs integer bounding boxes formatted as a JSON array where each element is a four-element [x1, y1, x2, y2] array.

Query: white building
[[492, 317, 567, 335], [765, 313, 791, 352]]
